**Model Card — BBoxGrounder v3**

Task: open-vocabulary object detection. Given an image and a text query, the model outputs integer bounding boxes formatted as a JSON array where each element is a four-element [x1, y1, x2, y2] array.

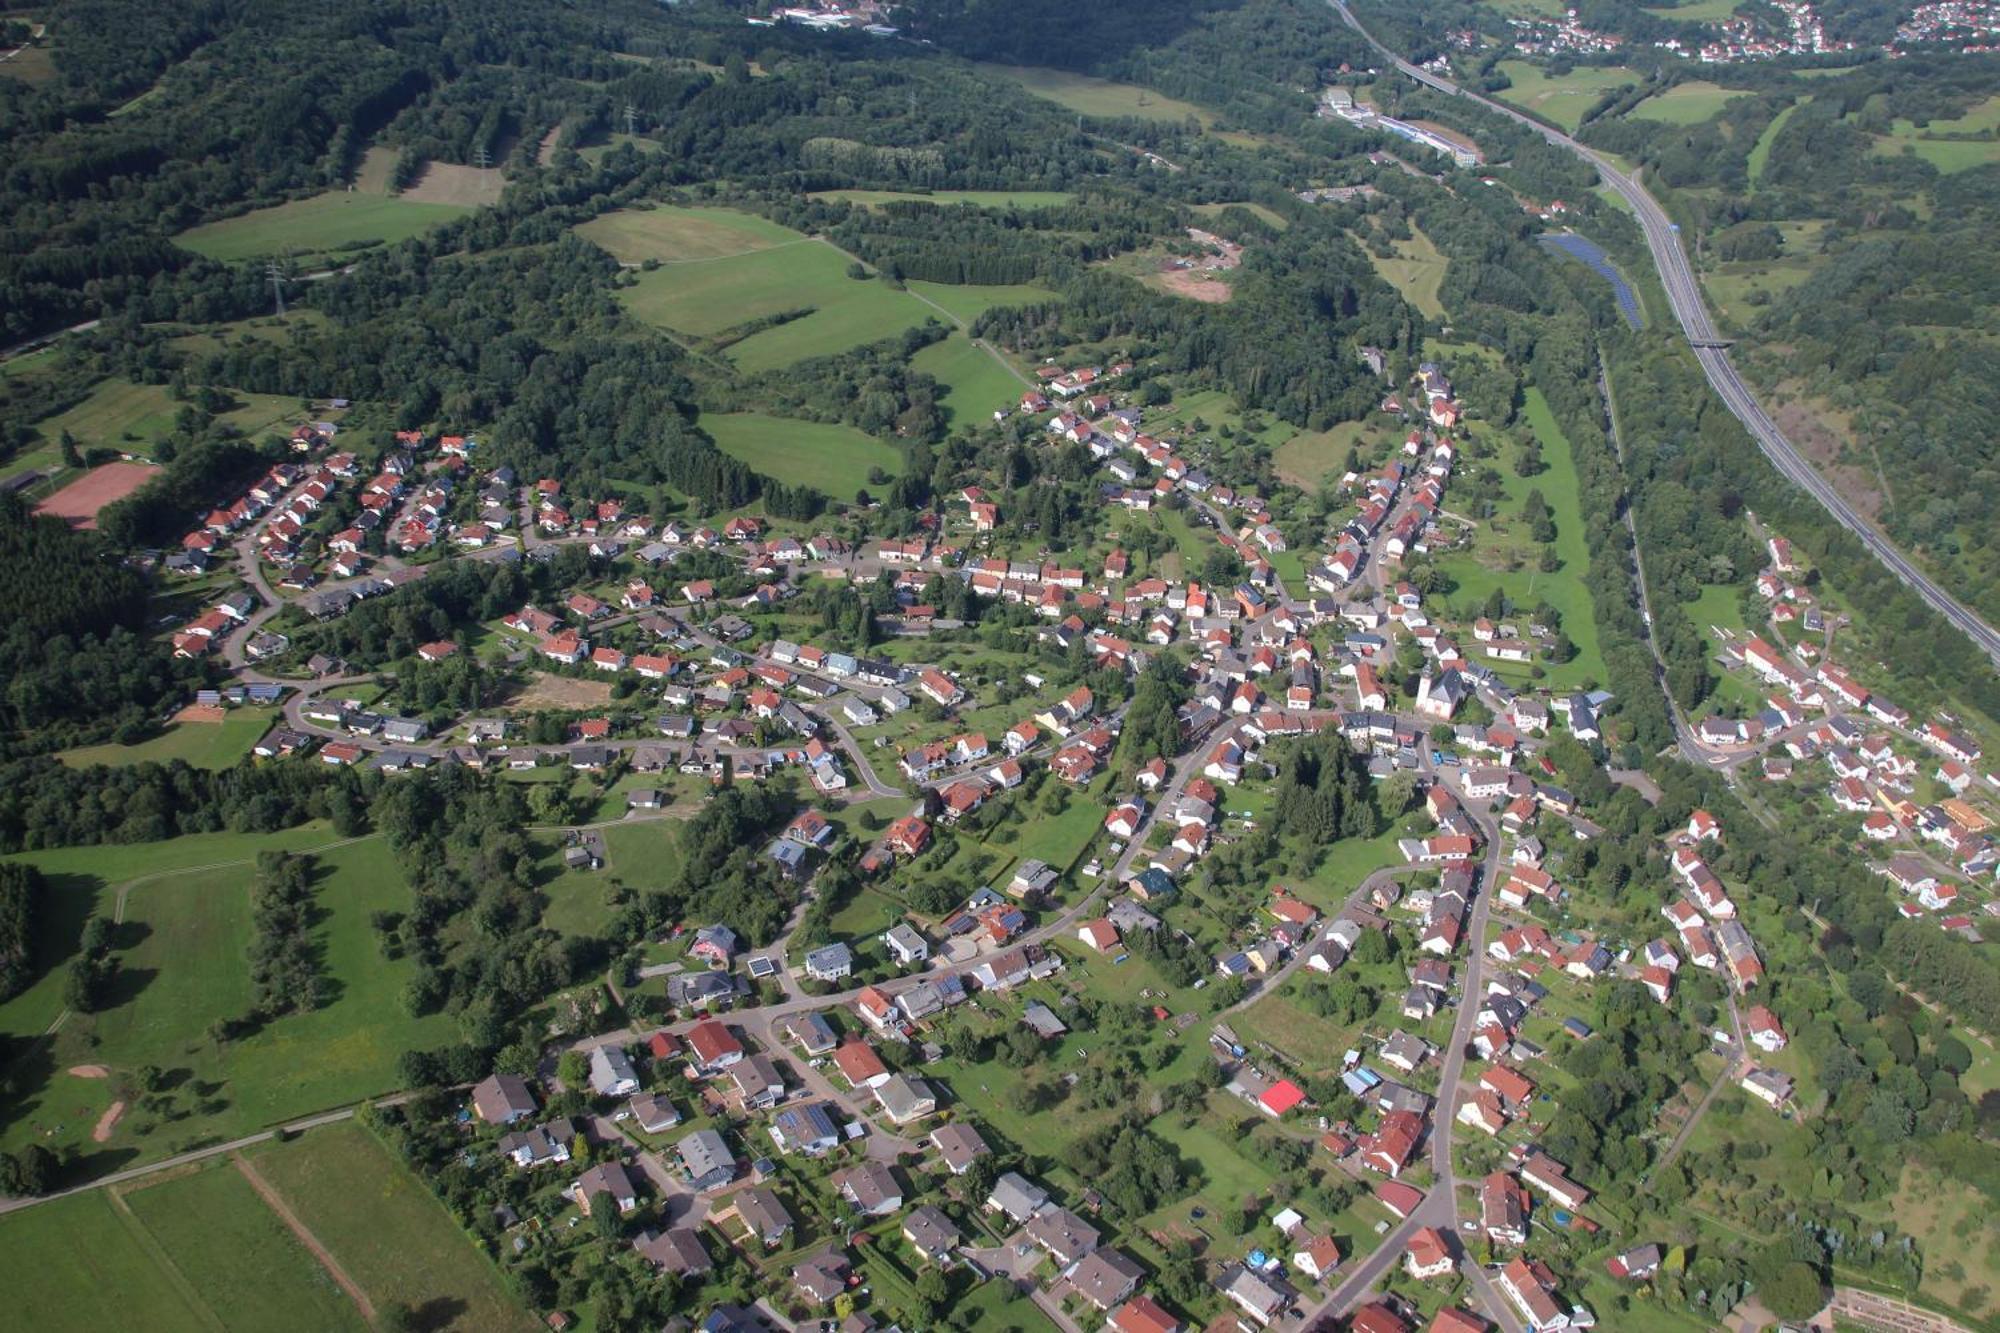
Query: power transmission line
[[265, 260, 288, 319]]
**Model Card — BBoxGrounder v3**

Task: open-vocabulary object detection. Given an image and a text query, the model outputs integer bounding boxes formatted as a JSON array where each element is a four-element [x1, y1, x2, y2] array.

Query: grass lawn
[[0, 835, 457, 1175], [701, 412, 904, 496], [905, 280, 1056, 326], [1628, 81, 1749, 125], [1496, 62, 1643, 133], [174, 193, 471, 263], [121, 1159, 368, 1331], [911, 332, 1027, 425], [1365, 223, 1449, 320], [245, 1121, 535, 1331], [809, 189, 1075, 210], [1435, 387, 1606, 691], [0, 1188, 213, 1332], [57, 709, 272, 771], [35, 378, 305, 456], [975, 63, 1212, 124]]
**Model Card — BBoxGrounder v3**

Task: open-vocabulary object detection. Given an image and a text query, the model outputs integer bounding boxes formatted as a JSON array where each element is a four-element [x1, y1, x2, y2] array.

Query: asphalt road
[[1324, 0, 2000, 670]]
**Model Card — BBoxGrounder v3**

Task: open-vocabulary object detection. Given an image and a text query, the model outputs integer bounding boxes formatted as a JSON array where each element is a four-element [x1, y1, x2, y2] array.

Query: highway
[[1325, 0, 2000, 669]]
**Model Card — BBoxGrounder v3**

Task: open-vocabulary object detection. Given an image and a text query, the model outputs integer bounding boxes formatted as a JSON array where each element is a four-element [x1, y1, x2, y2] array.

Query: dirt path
[[92, 1101, 126, 1142], [67, 1064, 109, 1078], [232, 1153, 377, 1321]]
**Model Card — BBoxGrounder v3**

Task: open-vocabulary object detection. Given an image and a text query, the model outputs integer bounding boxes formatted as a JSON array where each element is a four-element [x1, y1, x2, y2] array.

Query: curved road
[[1326, 0, 2000, 669]]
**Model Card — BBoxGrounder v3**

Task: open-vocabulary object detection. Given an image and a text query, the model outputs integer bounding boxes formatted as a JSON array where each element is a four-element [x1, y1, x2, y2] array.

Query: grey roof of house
[[678, 1128, 733, 1178], [988, 1171, 1048, 1222], [902, 1203, 960, 1255], [635, 1227, 711, 1274]]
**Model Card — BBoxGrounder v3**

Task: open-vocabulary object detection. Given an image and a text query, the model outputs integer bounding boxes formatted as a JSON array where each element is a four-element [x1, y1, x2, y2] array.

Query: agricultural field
[[56, 709, 274, 771], [174, 193, 472, 263], [1496, 61, 1643, 133], [1628, 80, 1749, 125], [975, 63, 1213, 124], [911, 332, 1028, 425], [808, 189, 1075, 210], [1363, 223, 1449, 320], [1433, 387, 1606, 690], [0, 835, 457, 1175], [700, 411, 905, 496], [241, 1122, 535, 1331]]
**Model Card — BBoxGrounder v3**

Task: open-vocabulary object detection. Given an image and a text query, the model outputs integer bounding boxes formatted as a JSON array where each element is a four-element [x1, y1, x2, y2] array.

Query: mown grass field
[[808, 189, 1075, 210], [618, 236, 938, 370], [1628, 80, 1748, 125], [244, 1122, 535, 1331], [1193, 200, 1289, 230], [57, 709, 273, 771], [122, 1160, 368, 1331], [911, 331, 1027, 424], [1434, 387, 1606, 690], [1643, 0, 1743, 18], [1364, 223, 1449, 319], [0, 1123, 534, 1333], [1871, 133, 2000, 174], [586, 207, 1055, 369], [174, 193, 472, 263], [0, 1188, 213, 1332], [575, 204, 800, 262], [701, 411, 904, 496], [905, 280, 1054, 326], [975, 63, 1212, 123], [1496, 61, 1642, 133], [0, 834, 457, 1174]]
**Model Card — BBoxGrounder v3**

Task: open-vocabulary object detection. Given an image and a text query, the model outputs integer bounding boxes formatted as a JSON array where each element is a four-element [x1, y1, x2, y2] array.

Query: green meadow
[[1497, 61, 1642, 133], [701, 412, 905, 496], [175, 193, 472, 263], [0, 834, 457, 1175]]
